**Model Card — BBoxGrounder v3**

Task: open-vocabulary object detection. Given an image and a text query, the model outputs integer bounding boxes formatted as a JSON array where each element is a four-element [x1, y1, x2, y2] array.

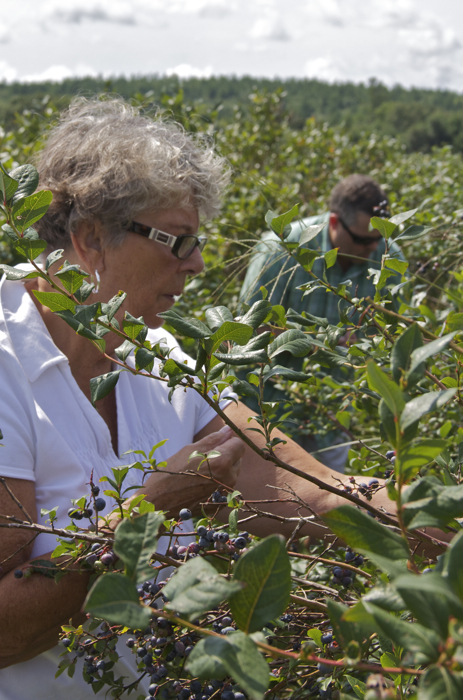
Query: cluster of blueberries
[[195, 525, 251, 554], [211, 615, 235, 636], [68, 485, 107, 521], [170, 680, 245, 700], [331, 549, 364, 588]]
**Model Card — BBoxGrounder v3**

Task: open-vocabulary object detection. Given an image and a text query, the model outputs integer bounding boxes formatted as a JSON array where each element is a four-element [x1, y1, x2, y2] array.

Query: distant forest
[[2, 74, 463, 153]]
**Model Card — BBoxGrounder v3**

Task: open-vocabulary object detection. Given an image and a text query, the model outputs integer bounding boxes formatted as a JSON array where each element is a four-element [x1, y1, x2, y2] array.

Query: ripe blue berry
[[100, 553, 114, 566], [14, 569, 23, 579], [217, 531, 229, 543], [234, 536, 247, 549], [61, 637, 72, 647], [177, 545, 188, 557], [198, 537, 209, 549], [190, 680, 202, 693], [221, 616, 232, 626], [221, 691, 234, 700], [150, 583, 160, 595], [179, 508, 192, 521], [369, 479, 379, 488], [235, 694, 246, 700], [94, 497, 106, 512], [317, 662, 331, 675], [196, 525, 207, 537], [343, 576, 353, 587], [83, 508, 93, 518], [91, 485, 100, 496], [333, 566, 343, 578], [221, 626, 235, 635], [126, 638, 135, 648], [149, 683, 159, 696], [96, 660, 106, 671], [345, 550, 355, 562], [68, 507, 81, 519], [321, 633, 333, 645]]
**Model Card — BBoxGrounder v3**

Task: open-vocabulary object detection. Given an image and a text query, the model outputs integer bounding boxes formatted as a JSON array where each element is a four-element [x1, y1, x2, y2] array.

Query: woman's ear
[[70, 221, 107, 274]]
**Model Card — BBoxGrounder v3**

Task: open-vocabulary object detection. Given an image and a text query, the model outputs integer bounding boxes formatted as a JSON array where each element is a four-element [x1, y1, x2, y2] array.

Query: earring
[[92, 269, 101, 294]]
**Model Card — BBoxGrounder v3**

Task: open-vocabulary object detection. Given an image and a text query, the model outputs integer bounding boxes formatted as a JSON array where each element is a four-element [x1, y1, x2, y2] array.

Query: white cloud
[[0, 61, 17, 82], [19, 63, 98, 83], [165, 63, 213, 79], [43, 0, 136, 25], [249, 13, 291, 41], [0, 22, 10, 43], [304, 57, 345, 83]]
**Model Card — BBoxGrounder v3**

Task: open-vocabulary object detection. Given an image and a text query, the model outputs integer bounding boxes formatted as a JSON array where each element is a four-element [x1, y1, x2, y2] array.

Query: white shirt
[[0, 275, 228, 699]]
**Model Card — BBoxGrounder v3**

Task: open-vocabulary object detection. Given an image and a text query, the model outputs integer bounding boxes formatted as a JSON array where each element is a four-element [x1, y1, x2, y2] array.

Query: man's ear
[[70, 221, 107, 274], [328, 212, 339, 230]]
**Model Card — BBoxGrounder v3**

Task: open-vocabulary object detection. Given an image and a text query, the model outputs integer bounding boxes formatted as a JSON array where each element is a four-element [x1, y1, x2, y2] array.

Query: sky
[[1, 0, 463, 91]]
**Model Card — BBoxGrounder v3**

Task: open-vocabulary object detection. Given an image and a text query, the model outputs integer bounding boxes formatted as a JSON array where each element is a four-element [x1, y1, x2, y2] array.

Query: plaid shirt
[[240, 212, 405, 324]]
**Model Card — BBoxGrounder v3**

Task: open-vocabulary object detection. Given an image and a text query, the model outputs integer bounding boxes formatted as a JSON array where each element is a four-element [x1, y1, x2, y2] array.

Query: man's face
[[328, 211, 382, 261]]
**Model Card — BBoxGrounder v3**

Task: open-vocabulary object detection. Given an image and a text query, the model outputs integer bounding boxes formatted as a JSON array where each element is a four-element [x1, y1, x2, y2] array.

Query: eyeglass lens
[[175, 236, 206, 259]]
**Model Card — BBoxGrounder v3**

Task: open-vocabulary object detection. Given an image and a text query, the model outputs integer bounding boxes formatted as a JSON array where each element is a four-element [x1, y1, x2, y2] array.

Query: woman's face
[[101, 204, 204, 328]]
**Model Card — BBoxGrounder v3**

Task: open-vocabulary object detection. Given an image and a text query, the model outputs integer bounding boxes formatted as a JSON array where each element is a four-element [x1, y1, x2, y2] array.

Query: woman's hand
[[131, 425, 244, 517]]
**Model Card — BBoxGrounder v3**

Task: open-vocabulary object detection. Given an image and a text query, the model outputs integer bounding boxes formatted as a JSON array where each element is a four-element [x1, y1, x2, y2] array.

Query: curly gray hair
[[34, 96, 231, 249]]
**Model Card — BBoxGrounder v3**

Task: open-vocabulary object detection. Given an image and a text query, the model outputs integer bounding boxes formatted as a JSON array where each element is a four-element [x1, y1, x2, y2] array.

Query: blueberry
[[137, 647, 147, 657], [220, 495, 228, 503], [143, 653, 153, 665], [358, 482, 368, 494], [137, 584, 145, 597], [68, 507, 80, 519], [150, 583, 160, 595], [234, 536, 247, 549], [345, 551, 355, 562], [157, 617, 168, 628], [332, 576, 342, 585], [100, 553, 114, 566], [385, 450, 395, 460], [14, 569, 23, 579], [343, 576, 353, 587], [179, 508, 192, 521], [197, 525, 207, 537], [178, 690, 190, 700], [384, 468, 394, 478], [188, 543, 200, 554], [91, 543, 100, 552], [221, 692, 235, 700], [321, 633, 333, 645], [156, 638, 167, 646], [211, 490, 222, 503], [149, 684, 159, 696], [84, 508, 93, 518], [333, 566, 343, 578], [292, 641, 301, 651], [217, 531, 229, 543], [126, 638, 135, 648], [368, 479, 379, 488], [175, 641, 185, 655], [391, 456, 396, 465], [239, 532, 249, 540], [198, 537, 209, 549], [61, 637, 72, 647], [177, 545, 188, 557], [221, 616, 232, 626], [96, 660, 106, 671], [86, 553, 98, 566], [94, 497, 106, 512], [157, 665, 167, 678], [91, 485, 100, 496], [168, 546, 179, 559], [234, 694, 246, 700], [190, 680, 202, 693], [317, 662, 331, 675], [221, 626, 235, 635], [184, 645, 193, 656], [354, 555, 364, 566], [206, 529, 216, 541]]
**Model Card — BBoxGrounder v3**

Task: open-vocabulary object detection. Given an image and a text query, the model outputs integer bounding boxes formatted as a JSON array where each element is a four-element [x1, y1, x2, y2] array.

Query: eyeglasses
[[129, 221, 207, 259], [338, 216, 383, 246]]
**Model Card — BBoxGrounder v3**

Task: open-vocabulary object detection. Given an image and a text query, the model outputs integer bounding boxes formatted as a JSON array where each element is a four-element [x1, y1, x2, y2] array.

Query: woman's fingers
[[192, 427, 245, 488]]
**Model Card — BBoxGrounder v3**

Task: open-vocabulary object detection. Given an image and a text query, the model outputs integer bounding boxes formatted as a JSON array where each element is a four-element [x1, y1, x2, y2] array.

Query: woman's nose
[[182, 246, 205, 276]]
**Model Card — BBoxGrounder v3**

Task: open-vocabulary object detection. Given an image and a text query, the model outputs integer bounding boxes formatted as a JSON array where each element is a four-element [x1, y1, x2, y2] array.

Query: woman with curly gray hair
[[0, 97, 392, 699]]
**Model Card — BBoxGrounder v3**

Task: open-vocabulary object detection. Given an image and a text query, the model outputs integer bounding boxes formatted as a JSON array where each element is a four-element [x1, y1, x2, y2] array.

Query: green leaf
[[213, 350, 268, 366], [45, 249, 64, 270], [113, 511, 164, 583], [0, 164, 19, 202], [207, 321, 254, 354], [324, 248, 338, 269], [101, 291, 127, 321], [384, 258, 409, 275], [407, 333, 456, 379], [321, 505, 409, 559], [186, 631, 269, 700], [205, 306, 234, 331], [158, 309, 212, 338], [268, 329, 312, 359], [135, 347, 156, 371], [370, 217, 397, 238], [239, 299, 271, 329], [286, 307, 329, 328], [298, 223, 326, 246], [54, 264, 89, 294], [122, 312, 145, 341], [327, 599, 373, 651], [418, 666, 463, 700], [444, 530, 463, 598], [400, 389, 456, 431], [403, 481, 463, 528], [395, 224, 433, 241], [163, 556, 242, 619], [393, 573, 463, 637], [262, 365, 309, 383], [33, 290, 76, 312], [365, 603, 441, 662], [266, 204, 299, 236], [366, 361, 405, 417], [15, 237, 48, 261], [344, 674, 367, 699], [398, 438, 448, 483], [84, 572, 151, 629], [0, 265, 40, 281], [229, 534, 291, 633], [114, 339, 135, 362], [9, 164, 39, 203], [391, 323, 423, 384], [90, 370, 122, 406], [389, 208, 418, 226], [12, 190, 53, 231]]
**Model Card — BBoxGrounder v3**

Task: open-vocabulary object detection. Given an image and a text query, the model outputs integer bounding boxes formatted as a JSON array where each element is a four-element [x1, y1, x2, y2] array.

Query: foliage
[[1, 96, 463, 700]]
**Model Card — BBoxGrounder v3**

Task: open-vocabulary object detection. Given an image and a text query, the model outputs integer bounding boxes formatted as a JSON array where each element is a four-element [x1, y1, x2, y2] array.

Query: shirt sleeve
[[0, 344, 37, 482]]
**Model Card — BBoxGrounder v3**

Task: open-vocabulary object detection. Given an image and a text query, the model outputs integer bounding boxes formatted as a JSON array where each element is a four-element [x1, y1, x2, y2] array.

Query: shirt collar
[[0, 267, 68, 383]]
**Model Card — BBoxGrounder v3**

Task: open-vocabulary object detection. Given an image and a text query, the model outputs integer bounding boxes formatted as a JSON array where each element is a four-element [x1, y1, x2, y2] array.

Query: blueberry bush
[[1, 97, 463, 699]]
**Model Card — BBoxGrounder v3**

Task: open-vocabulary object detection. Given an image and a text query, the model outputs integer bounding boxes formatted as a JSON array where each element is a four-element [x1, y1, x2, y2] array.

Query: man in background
[[240, 174, 405, 471]]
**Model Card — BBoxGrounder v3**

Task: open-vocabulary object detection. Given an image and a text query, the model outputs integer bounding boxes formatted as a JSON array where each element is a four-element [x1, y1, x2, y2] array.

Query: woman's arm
[[196, 402, 393, 539], [0, 428, 244, 667]]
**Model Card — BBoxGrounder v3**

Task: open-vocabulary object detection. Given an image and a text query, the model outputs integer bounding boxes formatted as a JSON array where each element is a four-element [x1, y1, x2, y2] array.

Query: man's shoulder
[[285, 212, 329, 243]]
